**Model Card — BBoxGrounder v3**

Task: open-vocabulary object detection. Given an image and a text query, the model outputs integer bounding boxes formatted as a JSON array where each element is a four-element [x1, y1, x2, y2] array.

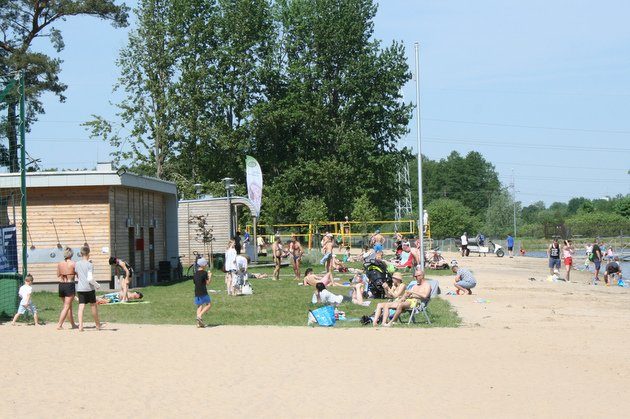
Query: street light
[[222, 177, 234, 238], [194, 183, 203, 198]]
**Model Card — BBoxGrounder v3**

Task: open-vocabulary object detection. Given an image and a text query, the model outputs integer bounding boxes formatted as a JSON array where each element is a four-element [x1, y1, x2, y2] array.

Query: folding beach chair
[[404, 279, 441, 325]]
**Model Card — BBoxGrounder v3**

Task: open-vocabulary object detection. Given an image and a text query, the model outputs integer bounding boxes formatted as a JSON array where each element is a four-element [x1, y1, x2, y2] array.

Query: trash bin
[[213, 254, 224, 271], [0, 273, 22, 318]]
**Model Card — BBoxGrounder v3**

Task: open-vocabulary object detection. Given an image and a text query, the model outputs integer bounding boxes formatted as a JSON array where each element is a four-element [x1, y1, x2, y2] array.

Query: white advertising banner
[[245, 156, 263, 217]]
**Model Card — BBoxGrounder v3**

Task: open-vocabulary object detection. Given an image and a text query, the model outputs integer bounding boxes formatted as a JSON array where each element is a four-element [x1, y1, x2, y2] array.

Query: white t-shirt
[[18, 284, 32, 305], [225, 248, 237, 271], [461, 235, 468, 245], [312, 289, 343, 305]]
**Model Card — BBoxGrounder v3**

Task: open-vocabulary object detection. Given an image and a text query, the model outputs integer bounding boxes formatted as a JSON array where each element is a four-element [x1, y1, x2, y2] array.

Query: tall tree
[[0, 0, 129, 172], [85, 0, 175, 179], [483, 188, 520, 237], [252, 0, 412, 220]]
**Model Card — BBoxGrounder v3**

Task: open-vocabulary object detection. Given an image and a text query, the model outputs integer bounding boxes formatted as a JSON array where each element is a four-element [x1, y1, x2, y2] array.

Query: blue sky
[[10, 0, 630, 206]]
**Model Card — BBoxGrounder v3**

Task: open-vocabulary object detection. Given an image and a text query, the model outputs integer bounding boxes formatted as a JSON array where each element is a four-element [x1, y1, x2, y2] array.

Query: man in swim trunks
[[321, 233, 334, 273], [382, 268, 431, 326], [591, 240, 603, 283], [289, 234, 304, 280], [272, 237, 284, 281]]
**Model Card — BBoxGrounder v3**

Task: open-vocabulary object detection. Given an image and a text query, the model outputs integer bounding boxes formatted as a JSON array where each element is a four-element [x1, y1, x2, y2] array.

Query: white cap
[[197, 258, 208, 267]]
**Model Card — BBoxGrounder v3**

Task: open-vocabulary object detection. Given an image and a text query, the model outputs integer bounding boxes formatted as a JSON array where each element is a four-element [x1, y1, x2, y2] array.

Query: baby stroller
[[364, 259, 392, 299]]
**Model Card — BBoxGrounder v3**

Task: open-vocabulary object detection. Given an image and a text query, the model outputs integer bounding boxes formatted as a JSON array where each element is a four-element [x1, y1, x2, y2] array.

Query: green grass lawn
[[27, 262, 460, 328]]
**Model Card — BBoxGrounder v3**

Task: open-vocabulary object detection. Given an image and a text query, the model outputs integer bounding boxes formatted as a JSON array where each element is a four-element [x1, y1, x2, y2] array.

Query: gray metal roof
[[0, 169, 177, 195]]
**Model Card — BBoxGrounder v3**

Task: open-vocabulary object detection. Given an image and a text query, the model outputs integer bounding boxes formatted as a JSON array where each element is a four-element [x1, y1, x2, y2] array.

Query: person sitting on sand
[[452, 264, 477, 295], [303, 268, 344, 287]]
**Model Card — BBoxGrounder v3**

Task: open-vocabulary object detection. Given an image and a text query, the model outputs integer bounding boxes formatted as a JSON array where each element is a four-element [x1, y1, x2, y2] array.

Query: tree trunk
[[7, 102, 18, 173]]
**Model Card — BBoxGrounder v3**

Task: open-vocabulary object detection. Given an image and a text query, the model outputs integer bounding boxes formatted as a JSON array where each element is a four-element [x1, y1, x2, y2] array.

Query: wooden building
[[0, 163, 178, 289], [178, 196, 258, 267]]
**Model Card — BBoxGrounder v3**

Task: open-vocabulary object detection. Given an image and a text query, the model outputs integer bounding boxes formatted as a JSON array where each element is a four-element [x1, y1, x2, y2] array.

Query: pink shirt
[[562, 247, 573, 258]]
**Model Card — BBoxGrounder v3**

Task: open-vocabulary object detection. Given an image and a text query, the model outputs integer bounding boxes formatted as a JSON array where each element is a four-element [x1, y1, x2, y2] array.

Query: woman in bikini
[[56, 247, 78, 329]]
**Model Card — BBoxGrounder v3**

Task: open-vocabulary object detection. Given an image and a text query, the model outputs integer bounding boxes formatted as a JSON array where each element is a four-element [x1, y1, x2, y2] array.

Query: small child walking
[[193, 258, 212, 328], [12, 274, 39, 326]]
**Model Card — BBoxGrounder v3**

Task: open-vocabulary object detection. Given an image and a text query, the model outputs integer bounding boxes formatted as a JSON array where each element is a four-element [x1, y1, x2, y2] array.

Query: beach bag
[[308, 306, 336, 327], [588, 252, 594, 261], [241, 282, 253, 295]]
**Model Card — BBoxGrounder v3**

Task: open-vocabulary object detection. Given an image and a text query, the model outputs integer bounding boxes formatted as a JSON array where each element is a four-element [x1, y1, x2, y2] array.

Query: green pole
[[19, 71, 27, 278]]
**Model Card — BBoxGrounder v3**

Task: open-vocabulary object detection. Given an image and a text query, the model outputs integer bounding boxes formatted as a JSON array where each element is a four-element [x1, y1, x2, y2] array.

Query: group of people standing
[[54, 247, 134, 330], [54, 246, 102, 331], [547, 238, 623, 285]]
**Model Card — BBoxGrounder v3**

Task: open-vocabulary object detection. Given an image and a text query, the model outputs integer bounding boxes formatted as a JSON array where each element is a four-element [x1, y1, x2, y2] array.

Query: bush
[[427, 198, 481, 239], [565, 212, 630, 237]]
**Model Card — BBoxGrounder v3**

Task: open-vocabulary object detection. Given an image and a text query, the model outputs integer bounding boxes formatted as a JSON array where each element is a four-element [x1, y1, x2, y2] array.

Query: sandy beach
[[2, 254, 629, 418]]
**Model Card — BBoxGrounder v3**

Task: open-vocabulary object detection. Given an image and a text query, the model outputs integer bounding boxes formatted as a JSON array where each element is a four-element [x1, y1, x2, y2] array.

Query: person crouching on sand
[[451, 264, 476, 295]]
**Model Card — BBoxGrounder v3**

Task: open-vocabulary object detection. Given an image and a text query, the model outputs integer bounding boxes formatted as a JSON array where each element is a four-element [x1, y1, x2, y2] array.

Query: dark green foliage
[[412, 151, 502, 214], [88, 0, 412, 223], [565, 212, 630, 237], [426, 198, 481, 239]]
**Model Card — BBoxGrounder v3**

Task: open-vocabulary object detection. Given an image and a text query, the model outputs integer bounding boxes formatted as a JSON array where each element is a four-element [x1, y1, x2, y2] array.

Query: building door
[[140, 227, 145, 284], [128, 227, 136, 282]]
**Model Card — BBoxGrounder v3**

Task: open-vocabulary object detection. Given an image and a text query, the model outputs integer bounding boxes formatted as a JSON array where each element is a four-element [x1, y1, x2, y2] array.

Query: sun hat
[[197, 258, 208, 267], [392, 272, 403, 281]]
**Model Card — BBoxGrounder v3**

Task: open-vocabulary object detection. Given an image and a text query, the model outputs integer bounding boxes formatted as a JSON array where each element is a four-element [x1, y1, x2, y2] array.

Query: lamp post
[[222, 177, 234, 239]]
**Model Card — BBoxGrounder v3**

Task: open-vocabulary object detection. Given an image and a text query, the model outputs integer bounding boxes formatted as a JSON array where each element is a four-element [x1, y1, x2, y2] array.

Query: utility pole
[[414, 42, 424, 267], [511, 168, 516, 245], [19, 71, 27, 279]]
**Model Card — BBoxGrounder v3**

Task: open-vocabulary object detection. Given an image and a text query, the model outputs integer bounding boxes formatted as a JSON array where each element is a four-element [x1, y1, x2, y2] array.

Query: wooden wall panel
[[3, 186, 111, 284], [109, 187, 168, 283], [178, 200, 231, 266]]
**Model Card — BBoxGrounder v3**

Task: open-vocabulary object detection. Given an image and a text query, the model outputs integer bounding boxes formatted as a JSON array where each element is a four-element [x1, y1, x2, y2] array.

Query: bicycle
[[171, 255, 184, 281], [187, 251, 204, 277]]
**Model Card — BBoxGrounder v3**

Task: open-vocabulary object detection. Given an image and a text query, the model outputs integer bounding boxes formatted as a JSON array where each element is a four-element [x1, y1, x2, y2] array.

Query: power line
[[493, 161, 626, 172], [402, 136, 630, 153], [422, 117, 630, 135]]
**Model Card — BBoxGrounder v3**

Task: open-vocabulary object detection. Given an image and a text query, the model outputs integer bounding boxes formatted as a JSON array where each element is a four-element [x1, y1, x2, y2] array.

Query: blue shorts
[[17, 302, 37, 315], [194, 295, 211, 306], [456, 279, 476, 290], [594, 260, 601, 270], [549, 258, 561, 269]]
